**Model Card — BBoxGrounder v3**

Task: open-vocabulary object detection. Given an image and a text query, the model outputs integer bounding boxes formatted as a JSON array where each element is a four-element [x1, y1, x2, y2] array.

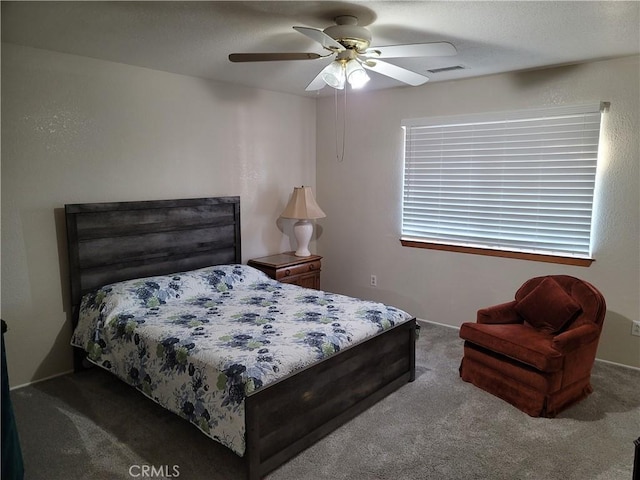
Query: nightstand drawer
[[275, 260, 321, 280], [248, 253, 322, 290]]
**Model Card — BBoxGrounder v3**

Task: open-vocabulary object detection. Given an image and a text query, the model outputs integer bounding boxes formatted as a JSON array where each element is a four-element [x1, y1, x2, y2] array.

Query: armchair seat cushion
[[460, 322, 563, 372]]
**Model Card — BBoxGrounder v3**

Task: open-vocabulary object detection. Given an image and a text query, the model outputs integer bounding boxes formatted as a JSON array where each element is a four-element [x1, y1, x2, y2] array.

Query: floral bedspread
[[71, 264, 413, 456]]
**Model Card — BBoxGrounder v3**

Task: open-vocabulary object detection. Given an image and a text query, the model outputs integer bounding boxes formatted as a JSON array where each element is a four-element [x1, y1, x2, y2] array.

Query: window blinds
[[401, 103, 606, 258]]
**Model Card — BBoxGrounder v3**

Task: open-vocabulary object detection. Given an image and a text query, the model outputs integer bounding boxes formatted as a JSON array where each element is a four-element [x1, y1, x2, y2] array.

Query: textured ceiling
[[2, 1, 639, 97]]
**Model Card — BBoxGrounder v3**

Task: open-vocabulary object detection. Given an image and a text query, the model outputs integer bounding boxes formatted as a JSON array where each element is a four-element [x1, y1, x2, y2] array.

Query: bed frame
[[65, 196, 416, 480]]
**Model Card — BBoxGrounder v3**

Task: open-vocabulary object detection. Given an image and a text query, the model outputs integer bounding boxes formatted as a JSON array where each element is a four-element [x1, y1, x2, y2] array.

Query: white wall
[[316, 56, 640, 368], [1, 43, 317, 386], [2, 45, 637, 388]]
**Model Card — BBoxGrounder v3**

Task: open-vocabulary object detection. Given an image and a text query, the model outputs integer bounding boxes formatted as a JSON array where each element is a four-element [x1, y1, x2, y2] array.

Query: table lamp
[[280, 186, 326, 257]]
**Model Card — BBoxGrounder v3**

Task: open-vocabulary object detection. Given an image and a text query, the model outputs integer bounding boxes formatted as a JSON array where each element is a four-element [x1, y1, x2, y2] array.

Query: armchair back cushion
[[514, 277, 582, 334], [514, 275, 606, 332]]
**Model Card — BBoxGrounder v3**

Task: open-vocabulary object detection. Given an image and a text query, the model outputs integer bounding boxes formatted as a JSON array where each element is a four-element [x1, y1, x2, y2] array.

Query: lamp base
[[293, 219, 313, 257]]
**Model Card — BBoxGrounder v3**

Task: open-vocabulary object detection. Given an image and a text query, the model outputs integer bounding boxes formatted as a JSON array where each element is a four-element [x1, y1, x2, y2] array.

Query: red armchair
[[459, 275, 606, 417]]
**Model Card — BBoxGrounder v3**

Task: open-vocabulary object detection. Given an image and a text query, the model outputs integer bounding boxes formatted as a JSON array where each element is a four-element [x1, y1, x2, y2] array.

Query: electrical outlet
[[632, 320, 640, 337], [370, 275, 377, 287]]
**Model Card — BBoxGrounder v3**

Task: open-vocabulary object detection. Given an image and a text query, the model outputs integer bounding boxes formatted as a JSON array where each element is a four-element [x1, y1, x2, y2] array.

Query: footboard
[[245, 318, 416, 480]]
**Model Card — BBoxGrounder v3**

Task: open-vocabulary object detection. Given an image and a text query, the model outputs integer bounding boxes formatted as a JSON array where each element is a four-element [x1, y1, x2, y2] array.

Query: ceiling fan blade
[[293, 26, 344, 51], [362, 60, 429, 86], [305, 69, 328, 91], [229, 52, 322, 62], [365, 42, 457, 59]]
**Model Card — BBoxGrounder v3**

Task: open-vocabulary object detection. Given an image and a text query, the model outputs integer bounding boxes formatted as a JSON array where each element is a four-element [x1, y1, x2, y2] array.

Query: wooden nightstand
[[248, 252, 322, 290]]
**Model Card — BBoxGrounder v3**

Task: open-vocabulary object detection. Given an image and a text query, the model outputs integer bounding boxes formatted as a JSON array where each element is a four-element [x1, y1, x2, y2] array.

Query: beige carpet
[[10, 322, 640, 479]]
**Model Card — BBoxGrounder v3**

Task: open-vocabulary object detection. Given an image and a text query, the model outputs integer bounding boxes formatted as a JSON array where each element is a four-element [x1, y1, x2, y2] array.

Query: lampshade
[[346, 60, 370, 88], [280, 186, 326, 220], [321, 59, 370, 90], [320, 61, 345, 90]]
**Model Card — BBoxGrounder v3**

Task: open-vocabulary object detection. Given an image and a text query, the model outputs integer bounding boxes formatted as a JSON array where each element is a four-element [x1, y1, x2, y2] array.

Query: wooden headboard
[[65, 197, 241, 316]]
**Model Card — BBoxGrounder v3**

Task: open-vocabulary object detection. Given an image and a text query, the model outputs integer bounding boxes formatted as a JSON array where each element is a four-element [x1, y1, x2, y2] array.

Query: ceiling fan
[[229, 15, 457, 91]]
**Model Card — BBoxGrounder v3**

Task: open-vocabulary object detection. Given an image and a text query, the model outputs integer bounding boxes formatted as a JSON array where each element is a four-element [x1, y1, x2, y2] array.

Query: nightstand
[[248, 252, 322, 290]]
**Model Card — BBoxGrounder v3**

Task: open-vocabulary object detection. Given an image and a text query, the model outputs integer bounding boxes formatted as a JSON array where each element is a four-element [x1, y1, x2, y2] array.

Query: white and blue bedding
[[71, 264, 412, 456]]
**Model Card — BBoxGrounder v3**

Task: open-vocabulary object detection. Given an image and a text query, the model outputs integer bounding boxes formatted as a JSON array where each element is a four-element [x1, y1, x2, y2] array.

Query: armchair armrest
[[477, 300, 521, 324], [552, 323, 600, 353]]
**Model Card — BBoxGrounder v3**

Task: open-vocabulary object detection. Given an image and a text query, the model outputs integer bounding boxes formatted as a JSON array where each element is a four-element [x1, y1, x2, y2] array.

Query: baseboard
[[595, 358, 640, 372], [417, 318, 460, 331], [10, 369, 74, 391]]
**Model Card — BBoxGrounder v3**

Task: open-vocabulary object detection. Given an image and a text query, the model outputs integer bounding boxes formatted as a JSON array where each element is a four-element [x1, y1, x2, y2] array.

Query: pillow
[[197, 264, 271, 288], [515, 277, 582, 334]]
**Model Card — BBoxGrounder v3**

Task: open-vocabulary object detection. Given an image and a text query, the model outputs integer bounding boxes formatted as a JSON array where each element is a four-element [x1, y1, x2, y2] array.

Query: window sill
[[400, 239, 594, 267]]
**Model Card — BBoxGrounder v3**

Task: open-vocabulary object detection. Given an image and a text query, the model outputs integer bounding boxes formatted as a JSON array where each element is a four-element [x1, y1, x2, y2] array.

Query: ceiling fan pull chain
[[334, 86, 346, 163], [342, 85, 347, 161]]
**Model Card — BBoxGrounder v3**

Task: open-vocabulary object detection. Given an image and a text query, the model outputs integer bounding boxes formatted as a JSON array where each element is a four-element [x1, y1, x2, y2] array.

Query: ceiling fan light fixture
[[231, 15, 459, 93], [321, 61, 345, 89], [346, 60, 370, 89]]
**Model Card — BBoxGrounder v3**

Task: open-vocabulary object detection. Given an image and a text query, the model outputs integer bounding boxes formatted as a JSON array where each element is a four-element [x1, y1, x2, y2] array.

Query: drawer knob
[[285, 269, 291, 276], [309, 264, 315, 270]]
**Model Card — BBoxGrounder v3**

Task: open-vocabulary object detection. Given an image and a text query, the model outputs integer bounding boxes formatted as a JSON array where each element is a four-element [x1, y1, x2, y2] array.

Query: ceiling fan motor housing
[[323, 15, 371, 52]]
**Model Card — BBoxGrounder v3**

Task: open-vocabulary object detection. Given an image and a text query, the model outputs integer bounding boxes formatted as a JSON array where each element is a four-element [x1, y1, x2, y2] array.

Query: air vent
[[427, 65, 465, 74]]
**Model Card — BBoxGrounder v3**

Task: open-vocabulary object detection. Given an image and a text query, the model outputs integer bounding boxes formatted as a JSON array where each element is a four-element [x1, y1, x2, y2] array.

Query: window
[[401, 103, 607, 266]]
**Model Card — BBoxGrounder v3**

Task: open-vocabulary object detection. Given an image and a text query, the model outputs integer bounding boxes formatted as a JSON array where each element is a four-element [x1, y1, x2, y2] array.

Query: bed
[[65, 196, 416, 479]]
